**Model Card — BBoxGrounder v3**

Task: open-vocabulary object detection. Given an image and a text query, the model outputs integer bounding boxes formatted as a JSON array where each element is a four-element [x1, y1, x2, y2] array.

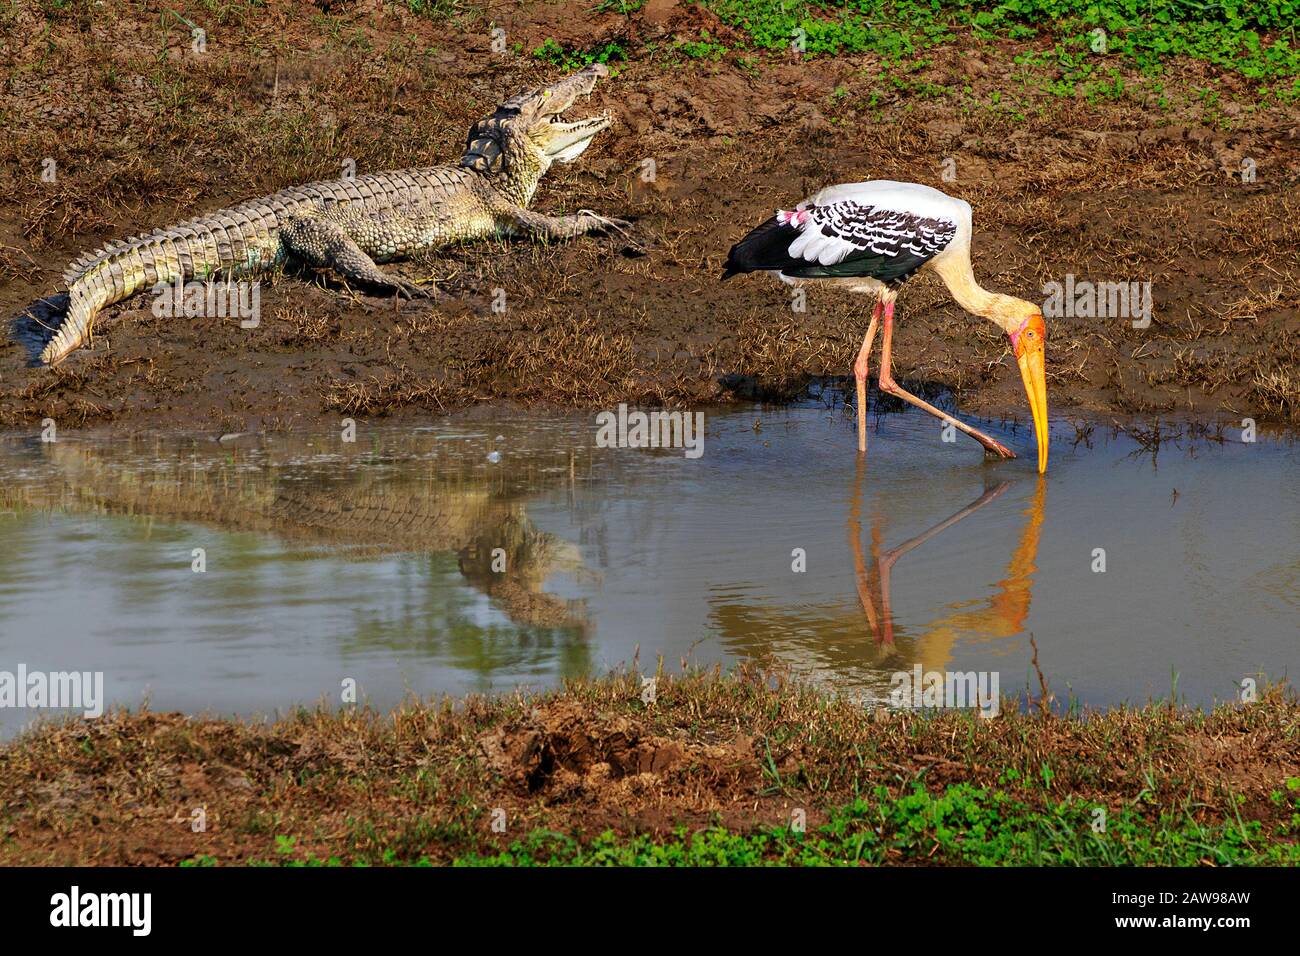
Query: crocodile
[[35, 63, 622, 366]]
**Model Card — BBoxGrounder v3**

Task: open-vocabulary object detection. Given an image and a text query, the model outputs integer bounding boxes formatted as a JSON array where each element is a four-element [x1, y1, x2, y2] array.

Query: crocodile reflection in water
[[0, 436, 587, 631], [848, 455, 1046, 671]]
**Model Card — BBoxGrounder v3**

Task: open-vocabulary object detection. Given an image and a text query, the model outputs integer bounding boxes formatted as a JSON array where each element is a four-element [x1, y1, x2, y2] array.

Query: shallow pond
[[0, 390, 1296, 735]]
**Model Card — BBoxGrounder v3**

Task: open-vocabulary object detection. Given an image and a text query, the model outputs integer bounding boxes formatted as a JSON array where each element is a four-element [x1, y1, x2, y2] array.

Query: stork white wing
[[771, 201, 956, 283], [723, 179, 969, 285]]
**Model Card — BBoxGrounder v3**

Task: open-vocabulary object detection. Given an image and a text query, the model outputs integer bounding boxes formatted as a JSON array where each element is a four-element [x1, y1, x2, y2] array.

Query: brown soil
[[1, 668, 1295, 865], [2, 1, 1298, 437]]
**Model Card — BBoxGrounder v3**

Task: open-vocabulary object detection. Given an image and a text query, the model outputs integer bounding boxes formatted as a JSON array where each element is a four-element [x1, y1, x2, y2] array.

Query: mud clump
[[477, 699, 755, 799]]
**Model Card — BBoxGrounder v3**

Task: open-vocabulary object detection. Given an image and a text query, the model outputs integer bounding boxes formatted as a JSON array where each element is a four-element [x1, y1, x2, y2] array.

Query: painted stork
[[723, 180, 1048, 473]]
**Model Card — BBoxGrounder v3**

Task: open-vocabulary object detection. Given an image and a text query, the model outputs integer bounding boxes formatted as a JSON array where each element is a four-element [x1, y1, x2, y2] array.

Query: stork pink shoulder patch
[[778, 209, 810, 226]]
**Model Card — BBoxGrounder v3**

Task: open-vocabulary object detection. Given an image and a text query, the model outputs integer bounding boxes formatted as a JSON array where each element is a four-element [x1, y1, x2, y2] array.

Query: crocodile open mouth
[[544, 112, 613, 162], [538, 65, 612, 162]]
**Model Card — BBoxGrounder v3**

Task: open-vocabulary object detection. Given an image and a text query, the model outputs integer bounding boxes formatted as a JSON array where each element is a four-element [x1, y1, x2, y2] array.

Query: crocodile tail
[[40, 231, 189, 366], [39, 278, 112, 366], [40, 190, 352, 365], [39, 210, 266, 366]]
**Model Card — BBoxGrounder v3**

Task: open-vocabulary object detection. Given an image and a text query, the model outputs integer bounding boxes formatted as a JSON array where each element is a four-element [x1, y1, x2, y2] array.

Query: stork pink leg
[[877, 302, 1016, 460], [854, 301, 883, 453]]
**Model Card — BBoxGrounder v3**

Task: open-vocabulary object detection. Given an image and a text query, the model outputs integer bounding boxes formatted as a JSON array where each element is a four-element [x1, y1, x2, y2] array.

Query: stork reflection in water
[[848, 457, 1046, 670]]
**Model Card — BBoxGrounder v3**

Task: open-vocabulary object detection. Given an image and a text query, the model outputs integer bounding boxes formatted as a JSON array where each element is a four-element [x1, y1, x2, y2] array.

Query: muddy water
[[0, 394, 1296, 735]]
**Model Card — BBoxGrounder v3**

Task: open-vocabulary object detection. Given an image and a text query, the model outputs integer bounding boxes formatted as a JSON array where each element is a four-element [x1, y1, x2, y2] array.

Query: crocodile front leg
[[280, 210, 440, 300], [500, 207, 630, 242]]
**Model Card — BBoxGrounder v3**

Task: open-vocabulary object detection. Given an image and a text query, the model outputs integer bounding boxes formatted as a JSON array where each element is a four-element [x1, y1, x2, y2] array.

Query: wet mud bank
[[2, 1, 1297, 435]]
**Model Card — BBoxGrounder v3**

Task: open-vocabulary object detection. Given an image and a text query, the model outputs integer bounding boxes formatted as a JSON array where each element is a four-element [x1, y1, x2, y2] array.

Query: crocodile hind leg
[[279, 213, 438, 300]]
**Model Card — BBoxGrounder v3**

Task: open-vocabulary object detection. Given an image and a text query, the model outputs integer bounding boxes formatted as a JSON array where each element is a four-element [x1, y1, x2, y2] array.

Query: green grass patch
[[698, 1, 1299, 88], [456, 783, 1300, 867], [533, 37, 628, 70]]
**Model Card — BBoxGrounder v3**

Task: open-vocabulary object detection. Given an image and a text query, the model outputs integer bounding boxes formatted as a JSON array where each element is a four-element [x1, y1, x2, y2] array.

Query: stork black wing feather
[[778, 250, 933, 286], [722, 216, 802, 278]]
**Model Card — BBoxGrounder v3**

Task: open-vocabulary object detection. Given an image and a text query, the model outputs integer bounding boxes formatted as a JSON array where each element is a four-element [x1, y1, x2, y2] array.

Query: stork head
[[1004, 304, 1048, 474], [460, 64, 613, 203]]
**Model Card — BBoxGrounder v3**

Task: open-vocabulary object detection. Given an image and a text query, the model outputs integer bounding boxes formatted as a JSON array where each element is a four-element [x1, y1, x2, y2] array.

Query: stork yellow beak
[[1016, 347, 1049, 474]]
